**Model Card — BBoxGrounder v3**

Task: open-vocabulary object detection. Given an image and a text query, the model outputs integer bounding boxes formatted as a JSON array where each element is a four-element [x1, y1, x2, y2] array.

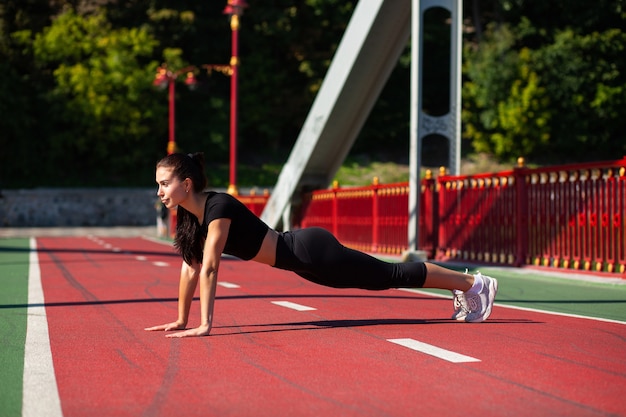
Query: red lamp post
[[154, 66, 197, 238], [153, 66, 197, 155], [223, 0, 247, 195]]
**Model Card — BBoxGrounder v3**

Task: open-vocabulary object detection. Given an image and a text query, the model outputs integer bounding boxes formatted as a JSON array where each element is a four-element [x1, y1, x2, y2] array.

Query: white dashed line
[[271, 301, 317, 311], [135, 256, 147, 261], [218, 282, 240, 289], [152, 261, 169, 267], [387, 338, 480, 363]]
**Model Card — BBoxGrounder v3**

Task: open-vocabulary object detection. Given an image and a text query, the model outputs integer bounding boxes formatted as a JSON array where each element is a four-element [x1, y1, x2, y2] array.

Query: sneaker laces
[[453, 291, 467, 310], [464, 292, 480, 311], [452, 269, 471, 313]]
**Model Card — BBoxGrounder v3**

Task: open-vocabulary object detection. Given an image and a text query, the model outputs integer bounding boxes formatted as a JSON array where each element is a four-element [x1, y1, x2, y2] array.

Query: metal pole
[[168, 77, 176, 155], [227, 14, 240, 195], [408, 0, 422, 253]]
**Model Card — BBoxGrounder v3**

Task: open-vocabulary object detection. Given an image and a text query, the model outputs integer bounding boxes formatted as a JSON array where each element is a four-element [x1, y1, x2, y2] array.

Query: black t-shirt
[[202, 192, 269, 260]]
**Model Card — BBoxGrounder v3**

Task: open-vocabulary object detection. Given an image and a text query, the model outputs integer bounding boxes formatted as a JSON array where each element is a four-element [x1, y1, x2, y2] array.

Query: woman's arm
[[144, 260, 200, 332], [166, 218, 231, 338], [176, 260, 200, 327]]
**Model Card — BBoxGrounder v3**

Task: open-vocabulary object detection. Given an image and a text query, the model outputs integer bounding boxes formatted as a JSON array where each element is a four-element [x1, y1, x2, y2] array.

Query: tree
[[463, 16, 626, 163], [2, 0, 624, 188], [534, 28, 626, 161], [28, 9, 164, 185]]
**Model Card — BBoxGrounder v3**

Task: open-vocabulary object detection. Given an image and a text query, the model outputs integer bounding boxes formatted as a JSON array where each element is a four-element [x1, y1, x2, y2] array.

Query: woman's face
[[156, 166, 189, 209]]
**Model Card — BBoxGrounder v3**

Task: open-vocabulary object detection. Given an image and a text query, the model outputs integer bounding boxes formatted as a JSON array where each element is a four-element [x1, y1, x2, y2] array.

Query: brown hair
[[156, 152, 208, 264]]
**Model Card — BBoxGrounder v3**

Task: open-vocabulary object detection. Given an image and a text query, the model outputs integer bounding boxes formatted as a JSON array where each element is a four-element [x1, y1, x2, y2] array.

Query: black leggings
[[274, 227, 427, 290]]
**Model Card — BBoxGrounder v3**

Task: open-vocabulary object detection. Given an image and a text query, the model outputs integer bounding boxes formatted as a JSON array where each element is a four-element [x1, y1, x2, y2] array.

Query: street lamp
[[223, 0, 247, 195], [154, 66, 198, 238], [153, 66, 197, 155]]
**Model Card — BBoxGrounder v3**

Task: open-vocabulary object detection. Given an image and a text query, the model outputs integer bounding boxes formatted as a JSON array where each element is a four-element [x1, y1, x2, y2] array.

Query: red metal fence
[[297, 157, 626, 276], [236, 189, 271, 217], [202, 157, 625, 276], [299, 179, 411, 255], [298, 177, 438, 256]]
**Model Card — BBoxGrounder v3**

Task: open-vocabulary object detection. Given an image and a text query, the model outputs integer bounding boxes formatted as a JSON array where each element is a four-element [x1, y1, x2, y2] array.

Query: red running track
[[35, 236, 626, 417]]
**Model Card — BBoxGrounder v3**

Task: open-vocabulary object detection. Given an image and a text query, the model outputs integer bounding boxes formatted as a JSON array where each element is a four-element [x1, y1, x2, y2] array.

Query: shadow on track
[[208, 317, 541, 336], [0, 293, 449, 309]]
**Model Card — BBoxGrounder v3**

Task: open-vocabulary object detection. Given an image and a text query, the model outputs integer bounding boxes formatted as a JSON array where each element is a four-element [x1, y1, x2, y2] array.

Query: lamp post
[[153, 66, 197, 155], [153, 66, 197, 238], [223, 0, 247, 195]]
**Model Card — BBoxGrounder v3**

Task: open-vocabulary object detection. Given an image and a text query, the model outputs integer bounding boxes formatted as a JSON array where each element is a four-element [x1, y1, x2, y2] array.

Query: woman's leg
[[282, 228, 412, 289], [422, 263, 473, 291], [283, 228, 497, 322], [423, 263, 499, 323], [290, 228, 470, 291]]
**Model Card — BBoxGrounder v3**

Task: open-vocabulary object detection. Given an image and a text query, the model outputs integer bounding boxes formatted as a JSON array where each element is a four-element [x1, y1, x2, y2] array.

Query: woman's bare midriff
[[250, 229, 279, 266]]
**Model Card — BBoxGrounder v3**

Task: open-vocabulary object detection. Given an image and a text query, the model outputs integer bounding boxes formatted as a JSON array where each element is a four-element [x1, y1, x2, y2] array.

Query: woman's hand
[[144, 321, 186, 332], [165, 324, 211, 338]]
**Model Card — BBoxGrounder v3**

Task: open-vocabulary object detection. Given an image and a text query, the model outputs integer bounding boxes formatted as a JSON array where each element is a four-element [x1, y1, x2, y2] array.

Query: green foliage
[[1, 0, 625, 190], [533, 28, 626, 160], [5, 9, 165, 186], [494, 67, 550, 157], [237, 0, 356, 154], [462, 23, 520, 158], [463, 17, 626, 163], [334, 160, 409, 186], [464, 35, 551, 160]]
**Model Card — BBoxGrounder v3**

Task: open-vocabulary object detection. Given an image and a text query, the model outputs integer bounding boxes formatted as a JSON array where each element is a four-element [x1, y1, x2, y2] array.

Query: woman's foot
[[464, 272, 498, 323], [451, 290, 468, 320]]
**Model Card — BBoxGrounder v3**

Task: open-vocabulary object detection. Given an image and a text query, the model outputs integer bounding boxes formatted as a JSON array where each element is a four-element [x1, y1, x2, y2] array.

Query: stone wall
[[0, 188, 159, 227]]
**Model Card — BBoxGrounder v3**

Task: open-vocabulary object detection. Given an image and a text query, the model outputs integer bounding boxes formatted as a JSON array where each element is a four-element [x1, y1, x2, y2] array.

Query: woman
[[146, 153, 498, 338]]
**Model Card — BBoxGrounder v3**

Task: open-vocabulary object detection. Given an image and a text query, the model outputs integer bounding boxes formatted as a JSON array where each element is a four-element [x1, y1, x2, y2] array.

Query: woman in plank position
[[146, 153, 498, 338]]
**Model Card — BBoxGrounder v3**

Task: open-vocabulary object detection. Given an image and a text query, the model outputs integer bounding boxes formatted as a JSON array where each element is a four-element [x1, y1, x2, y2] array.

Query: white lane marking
[[271, 301, 317, 311], [23, 238, 63, 417], [387, 338, 481, 363], [136, 256, 147, 261], [152, 261, 169, 267], [218, 282, 240, 289]]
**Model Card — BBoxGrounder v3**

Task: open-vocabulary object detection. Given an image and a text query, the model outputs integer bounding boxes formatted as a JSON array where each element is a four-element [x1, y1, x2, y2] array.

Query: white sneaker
[[451, 290, 468, 320], [464, 272, 498, 323]]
